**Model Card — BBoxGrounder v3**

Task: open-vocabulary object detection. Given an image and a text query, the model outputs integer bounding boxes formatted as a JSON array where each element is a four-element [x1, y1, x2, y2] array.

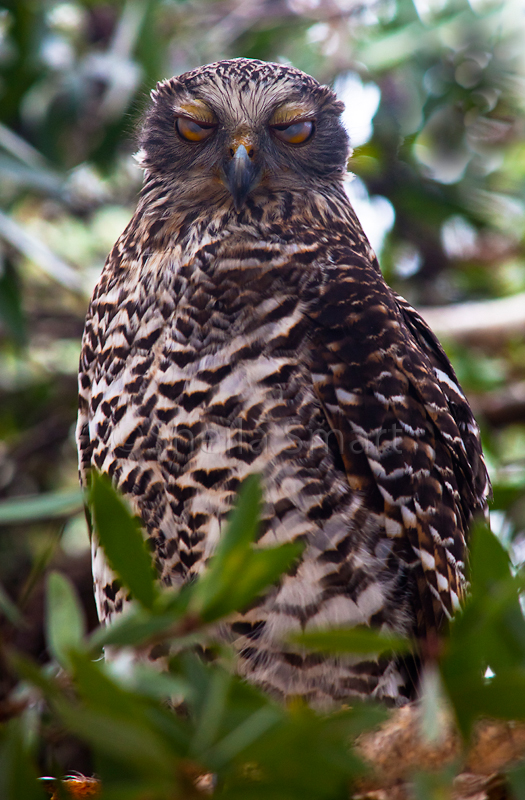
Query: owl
[[77, 58, 490, 707]]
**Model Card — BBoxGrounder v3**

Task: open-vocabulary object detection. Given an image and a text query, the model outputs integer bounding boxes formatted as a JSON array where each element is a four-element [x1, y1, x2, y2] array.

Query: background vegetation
[[0, 0, 524, 797]]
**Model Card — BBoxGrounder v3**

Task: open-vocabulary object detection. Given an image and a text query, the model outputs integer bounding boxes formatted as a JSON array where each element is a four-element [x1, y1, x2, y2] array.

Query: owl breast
[[83, 228, 412, 704]]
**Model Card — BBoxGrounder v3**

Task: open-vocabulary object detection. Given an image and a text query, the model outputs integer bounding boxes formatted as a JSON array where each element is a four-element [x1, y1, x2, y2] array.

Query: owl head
[[138, 58, 349, 212]]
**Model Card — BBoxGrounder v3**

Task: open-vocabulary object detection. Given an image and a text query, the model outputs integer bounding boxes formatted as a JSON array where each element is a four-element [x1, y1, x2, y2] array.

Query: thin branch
[[0, 122, 50, 169], [0, 210, 85, 294]]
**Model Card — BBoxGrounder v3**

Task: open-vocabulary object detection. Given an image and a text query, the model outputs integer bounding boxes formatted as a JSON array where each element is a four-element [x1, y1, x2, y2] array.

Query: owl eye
[[271, 119, 314, 145], [175, 116, 217, 143]]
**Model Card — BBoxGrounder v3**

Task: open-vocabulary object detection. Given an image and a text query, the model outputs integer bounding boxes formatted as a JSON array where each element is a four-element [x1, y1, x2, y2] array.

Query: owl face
[[138, 59, 349, 211]]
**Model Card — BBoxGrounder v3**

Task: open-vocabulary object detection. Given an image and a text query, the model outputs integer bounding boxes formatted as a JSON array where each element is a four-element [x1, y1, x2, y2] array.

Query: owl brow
[[174, 101, 217, 124], [270, 104, 317, 126]]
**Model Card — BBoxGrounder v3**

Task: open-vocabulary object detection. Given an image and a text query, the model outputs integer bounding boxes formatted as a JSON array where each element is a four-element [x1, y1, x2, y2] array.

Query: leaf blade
[[89, 472, 157, 609], [45, 571, 86, 668], [0, 489, 83, 525], [291, 626, 411, 656]]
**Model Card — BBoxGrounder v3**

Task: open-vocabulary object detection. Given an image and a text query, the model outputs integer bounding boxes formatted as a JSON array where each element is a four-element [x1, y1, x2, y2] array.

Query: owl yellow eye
[[175, 116, 217, 143], [271, 119, 314, 145]]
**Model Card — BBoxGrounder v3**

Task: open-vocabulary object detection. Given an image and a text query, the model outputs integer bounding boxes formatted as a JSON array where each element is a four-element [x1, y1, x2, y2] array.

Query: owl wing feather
[[394, 292, 490, 516], [304, 252, 489, 639]]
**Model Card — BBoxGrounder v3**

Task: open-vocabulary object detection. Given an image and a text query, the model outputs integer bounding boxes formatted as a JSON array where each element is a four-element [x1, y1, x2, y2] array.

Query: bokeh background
[[1, 0, 524, 684]]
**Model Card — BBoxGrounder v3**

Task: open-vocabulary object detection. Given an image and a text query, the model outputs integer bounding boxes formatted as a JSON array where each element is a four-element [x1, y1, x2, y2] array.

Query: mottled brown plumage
[[77, 58, 490, 706]]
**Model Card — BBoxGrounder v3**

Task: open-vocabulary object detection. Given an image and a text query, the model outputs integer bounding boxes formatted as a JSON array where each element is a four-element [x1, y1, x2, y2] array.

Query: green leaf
[[8, 652, 62, 700], [70, 651, 145, 717], [45, 571, 86, 668], [478, 670, 525, 719], [89, 471, 157, 609], [441, 521, 525, 736], [87, 582, 197, 653], [220, 703, 378, 798], [468, 523, 525, 674], [54, 652, 188, 777], [190, 474, 302, 621], [67, 649, 190, 748], [190, 667, 232, 756], [212, 473, 263, 559], [0, 488, 83, 525], [0, 258, 26, 346], [469, 519, 513, 597], [208, 705, 282, 767], [123, 665, 192, 704], [197, 542, 303, 623], [291, 626, 411, 655], [0, 581, 26, 628], [445, 669, 525, 736], [0, 718, 47, 800], [490, 481, 525, 512], [508, 761, 525, 800], [55, 699, 176, 778], [88, 607, 189, 652]]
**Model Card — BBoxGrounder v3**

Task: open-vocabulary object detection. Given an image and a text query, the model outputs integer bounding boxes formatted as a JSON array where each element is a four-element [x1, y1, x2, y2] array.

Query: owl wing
[[393, 291, 490, 521], [304, 253, 490, 639]]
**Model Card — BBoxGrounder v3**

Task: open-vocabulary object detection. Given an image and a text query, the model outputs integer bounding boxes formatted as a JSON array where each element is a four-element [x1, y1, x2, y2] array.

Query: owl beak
[[223, 144, 261, 211]]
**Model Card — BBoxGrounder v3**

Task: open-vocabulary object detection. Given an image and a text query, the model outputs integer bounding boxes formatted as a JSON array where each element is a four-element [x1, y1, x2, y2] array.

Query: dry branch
[[470, 381, 525, 426], [418, 293, 525, 346]]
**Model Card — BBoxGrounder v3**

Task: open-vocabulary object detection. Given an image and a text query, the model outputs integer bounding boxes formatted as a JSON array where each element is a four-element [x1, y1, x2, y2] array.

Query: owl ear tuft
[[150, 77, 183, 103]]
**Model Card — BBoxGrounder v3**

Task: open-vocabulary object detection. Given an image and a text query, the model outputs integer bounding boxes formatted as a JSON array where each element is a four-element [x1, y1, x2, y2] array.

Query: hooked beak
[[223, 144, 261, 211]]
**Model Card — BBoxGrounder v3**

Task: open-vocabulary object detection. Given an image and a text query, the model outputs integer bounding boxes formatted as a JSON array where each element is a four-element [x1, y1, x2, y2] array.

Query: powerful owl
[[77, 58, 490, 706]]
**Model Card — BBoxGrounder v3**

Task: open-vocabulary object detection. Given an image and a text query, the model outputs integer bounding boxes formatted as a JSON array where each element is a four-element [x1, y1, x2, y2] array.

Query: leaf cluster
[[2, 476, 525, 798], [1, 475, 387, 799]]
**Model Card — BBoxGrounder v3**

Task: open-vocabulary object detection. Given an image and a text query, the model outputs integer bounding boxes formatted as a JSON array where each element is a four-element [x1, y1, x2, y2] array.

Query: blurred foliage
[[0, 0, 524, 794], [2, 476, 390, 798], [2, 476, 525, 797]]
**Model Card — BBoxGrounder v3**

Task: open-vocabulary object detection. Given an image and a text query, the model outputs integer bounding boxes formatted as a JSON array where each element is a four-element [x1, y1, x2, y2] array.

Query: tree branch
[[470, 381, 525, 427], [418, 292, 525, 346]]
